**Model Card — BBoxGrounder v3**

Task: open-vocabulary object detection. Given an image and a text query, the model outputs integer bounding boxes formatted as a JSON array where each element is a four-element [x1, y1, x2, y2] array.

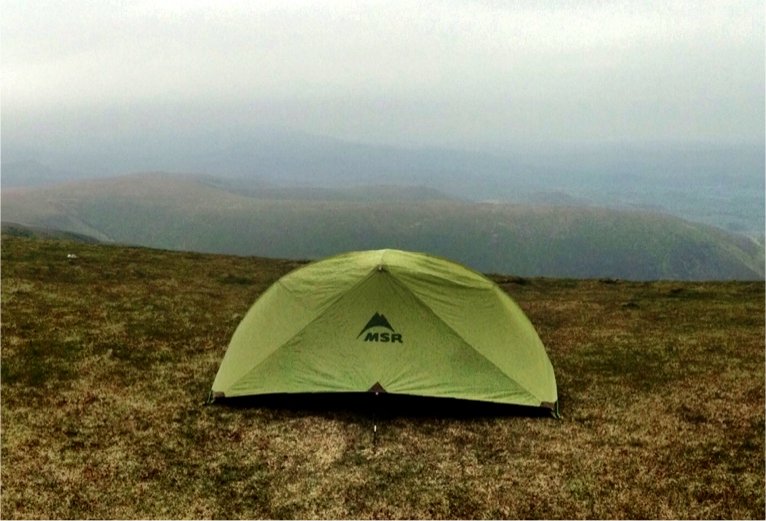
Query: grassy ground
[[1, 235, 763, 519]]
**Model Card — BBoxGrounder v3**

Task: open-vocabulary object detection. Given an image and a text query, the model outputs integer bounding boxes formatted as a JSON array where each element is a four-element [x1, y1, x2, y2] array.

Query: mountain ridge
[[3, 131, 763, 235], [2, 173, 762, 281]]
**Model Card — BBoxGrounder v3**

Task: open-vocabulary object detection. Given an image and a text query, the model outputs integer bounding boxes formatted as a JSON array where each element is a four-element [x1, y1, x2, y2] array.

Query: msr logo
[[357, 312, 403, 343]]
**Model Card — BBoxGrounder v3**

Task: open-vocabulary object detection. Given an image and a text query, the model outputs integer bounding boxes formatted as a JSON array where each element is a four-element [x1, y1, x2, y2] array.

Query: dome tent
[[210, 249, 558, 413]]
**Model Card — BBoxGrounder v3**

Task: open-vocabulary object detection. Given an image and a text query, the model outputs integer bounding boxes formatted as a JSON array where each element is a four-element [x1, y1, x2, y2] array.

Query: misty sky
[[2, 0, 763, 152]]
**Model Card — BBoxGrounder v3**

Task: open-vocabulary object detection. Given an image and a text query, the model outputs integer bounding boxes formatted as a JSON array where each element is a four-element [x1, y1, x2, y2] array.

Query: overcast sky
[[2, 0, 763, 151]]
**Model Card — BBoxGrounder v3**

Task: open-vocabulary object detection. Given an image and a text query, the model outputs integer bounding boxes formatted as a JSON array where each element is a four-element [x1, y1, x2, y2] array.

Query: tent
[[210, 249, 558, 413]]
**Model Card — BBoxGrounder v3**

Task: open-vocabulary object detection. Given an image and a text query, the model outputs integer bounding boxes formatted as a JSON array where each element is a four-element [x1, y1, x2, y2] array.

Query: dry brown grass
[[2, 236, 763, 519]]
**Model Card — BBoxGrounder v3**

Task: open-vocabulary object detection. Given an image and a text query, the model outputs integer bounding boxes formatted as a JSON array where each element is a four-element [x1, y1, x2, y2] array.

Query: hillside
[[2, 173, 763, 280], [1, 235, 763, 518], [5, 134, 763, 235], [1, 222, 102, 243]]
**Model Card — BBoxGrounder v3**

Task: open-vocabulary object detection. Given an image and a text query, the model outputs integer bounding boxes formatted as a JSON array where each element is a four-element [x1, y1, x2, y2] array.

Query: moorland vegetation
[[1, 235, 763, 518]]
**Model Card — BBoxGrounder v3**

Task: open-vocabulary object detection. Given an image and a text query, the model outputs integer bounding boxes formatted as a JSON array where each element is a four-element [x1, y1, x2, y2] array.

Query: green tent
[[210, 249, 558, 412]]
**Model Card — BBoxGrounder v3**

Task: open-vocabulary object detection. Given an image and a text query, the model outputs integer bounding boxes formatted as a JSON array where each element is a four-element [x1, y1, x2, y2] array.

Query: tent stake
[[372, 391, 379, 447]]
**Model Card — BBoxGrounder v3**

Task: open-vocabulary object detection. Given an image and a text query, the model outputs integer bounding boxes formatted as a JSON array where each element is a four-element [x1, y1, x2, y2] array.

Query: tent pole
[[552, 400, 561, 419]]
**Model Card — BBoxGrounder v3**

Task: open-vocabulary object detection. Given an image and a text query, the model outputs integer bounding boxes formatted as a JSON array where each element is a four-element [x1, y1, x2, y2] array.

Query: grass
[[1, 235, 764, 519]]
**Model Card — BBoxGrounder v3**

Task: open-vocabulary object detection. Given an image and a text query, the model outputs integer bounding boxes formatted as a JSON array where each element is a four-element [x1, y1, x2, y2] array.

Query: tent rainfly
[[209, 249, 558, 413]]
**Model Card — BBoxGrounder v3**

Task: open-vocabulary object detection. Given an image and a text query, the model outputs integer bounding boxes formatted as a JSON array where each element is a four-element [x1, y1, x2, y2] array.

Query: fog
[[2, 0, 763, 156]]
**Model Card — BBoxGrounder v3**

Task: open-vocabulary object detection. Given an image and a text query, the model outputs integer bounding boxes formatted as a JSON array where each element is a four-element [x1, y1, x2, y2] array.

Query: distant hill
[[2, 173, 763, 280], [4, 131, 763, 235], [0, 222, 101, 244]]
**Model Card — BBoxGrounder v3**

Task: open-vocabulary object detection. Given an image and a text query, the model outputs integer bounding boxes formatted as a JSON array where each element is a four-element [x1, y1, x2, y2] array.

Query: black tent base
[[209, 392, 558, 419]]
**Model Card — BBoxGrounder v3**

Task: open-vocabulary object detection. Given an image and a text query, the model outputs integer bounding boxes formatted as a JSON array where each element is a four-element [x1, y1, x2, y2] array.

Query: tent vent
[[368, 382, 387, 394]]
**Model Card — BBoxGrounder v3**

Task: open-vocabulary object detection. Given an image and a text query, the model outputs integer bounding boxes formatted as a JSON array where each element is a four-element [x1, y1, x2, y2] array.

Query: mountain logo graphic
[[357, 312, 403, 343]]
